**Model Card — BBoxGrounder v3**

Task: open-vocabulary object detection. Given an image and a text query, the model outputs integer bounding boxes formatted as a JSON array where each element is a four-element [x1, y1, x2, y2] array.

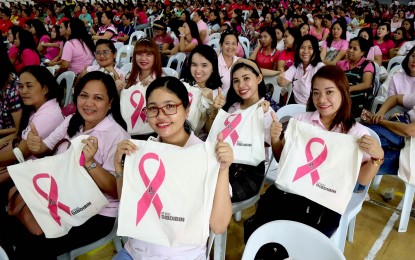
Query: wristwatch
[[85, 160, 97, 171], [371, 157, 384, 166]]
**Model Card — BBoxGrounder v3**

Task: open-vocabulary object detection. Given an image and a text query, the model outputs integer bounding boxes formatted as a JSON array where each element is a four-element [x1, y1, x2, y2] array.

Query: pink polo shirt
[[43, 114, 131, 218], [403, 94, 415, 121], [366, 45, 382, 61], [373, 39, 395, 60], [14, 49, 40, 74], [294, 111, 370, 162], [278, 50, 295, 71], [387, 71, 415, 97], [218, 53, 240, 95], [196, 20, 210, 45], [21, 99, 64, 160], [61, 39, 94, 74], [124, 132, 209, 259], [284, 62, 325, 105], [321, 39, 349, 52]]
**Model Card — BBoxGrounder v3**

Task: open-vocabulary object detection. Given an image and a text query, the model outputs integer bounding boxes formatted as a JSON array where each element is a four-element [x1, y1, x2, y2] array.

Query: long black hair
[[294, 34, 321, 67], [16, 30, 41, 66], [67, 71, 126, 137], [0, 41, 15, 89], [326, 20, 347, 48], [68, 17, 95, 55], [18, 66, 62, 136]]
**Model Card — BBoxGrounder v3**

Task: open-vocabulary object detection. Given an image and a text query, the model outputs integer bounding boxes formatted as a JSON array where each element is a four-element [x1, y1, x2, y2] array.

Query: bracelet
[[115, 171, 124, 180], [179, 33, 185, 37], [371, 157, 384, 166]]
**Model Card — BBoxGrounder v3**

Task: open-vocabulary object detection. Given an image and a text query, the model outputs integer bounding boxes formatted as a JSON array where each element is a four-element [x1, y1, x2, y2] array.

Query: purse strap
[[51, 138, 71, 155], [8, 186, 27, 216]]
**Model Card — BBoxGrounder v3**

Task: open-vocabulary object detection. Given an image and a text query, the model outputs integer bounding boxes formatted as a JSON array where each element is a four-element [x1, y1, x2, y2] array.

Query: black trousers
[[244, 185, 341, 243], [0, 213, 115, 260]]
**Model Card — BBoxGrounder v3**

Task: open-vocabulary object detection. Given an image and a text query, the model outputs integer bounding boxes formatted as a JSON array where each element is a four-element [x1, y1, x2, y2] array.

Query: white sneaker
[[365, 193, 370, 201]]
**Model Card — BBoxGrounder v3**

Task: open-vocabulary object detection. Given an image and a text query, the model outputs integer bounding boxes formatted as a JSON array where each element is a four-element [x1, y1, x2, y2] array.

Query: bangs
[[135, 41, 156, 55]]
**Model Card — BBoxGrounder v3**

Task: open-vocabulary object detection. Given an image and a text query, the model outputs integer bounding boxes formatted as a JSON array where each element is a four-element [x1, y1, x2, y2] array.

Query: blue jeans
[[113, 248, 133, 260]]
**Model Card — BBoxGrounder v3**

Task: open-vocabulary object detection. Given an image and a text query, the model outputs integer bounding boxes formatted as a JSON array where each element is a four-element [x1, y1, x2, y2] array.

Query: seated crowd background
[[0, 0, 415, 258]]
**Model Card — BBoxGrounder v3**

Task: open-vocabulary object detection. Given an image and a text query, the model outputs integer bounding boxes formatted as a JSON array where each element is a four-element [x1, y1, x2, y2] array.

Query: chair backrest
[[264, 76, 281, 103], [114, 42, 124, 52], [162, 67, 179, 78], [56, 71, 76, 106], [387, 55, 405, 73], [128, 30, 145, 46], [210, 32, 221, 41], [208, 38, 220, 53], [115, 45, 134, 68], [0, 246, 9, 260], [275, 104, 306, 121], [166, 52, 187, 77], [238, 36, 250, 58], [242, 220, 345, 260], [242, 10, 250, 22], [120, 62, 133, 75]]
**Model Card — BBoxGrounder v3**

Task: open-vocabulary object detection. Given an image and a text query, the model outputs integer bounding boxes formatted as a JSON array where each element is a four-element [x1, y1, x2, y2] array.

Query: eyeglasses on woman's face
[[144, 103, 183, 118], [94, 50, 112, 56]]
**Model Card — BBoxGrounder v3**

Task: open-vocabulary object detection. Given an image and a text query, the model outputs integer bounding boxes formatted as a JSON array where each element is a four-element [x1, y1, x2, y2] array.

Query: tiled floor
[[81, 175, 415, 260]]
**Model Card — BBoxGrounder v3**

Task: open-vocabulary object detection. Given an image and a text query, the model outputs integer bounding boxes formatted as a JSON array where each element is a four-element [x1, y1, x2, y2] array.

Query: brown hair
[[307, 65, 356, 133], [126, 38, 162, 88]]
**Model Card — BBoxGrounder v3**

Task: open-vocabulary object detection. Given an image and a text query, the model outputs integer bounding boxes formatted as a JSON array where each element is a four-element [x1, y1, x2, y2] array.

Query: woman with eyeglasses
[[78, 39, 126, 93], [57, 18, 95, 76], [117, 12, 134, 45], [113, 76, 232, 260]]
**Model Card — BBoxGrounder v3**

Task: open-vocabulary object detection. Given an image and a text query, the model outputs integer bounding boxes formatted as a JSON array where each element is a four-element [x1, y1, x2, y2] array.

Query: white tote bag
[[117, 140, 220, 247], [275, 119, 363, 215], [120, 83, 154, 135], [7, 135, 109, 238], [398, 137, 415, 186], [182, 82, 205, 134], [207, 102, 265, 166]]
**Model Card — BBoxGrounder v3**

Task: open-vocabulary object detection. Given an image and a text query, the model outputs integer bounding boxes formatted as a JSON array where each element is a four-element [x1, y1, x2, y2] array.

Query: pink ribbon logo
[[32, 174, 71, 225], [221, 114, 242, 145], [136, 153, 165, 225], [188, 92, 193, 105], [130, 90, 147, 128], [293, 138, 328, 185]]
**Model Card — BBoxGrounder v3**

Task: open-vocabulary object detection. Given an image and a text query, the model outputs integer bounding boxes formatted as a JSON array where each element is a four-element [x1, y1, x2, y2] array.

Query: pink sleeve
[[340, 40, 349, 50], [43, 116, 71, 150], [321, 40, 328, 48], [61, 41, 74, 62], [39, 35, 51, 43], [363, 61, 375, 74], [191, 38, 198, 45], [374, 45, 382, 56], [336, 60, 348, 70], [284, 65, 296, 81], [388, 75, 398, 97]]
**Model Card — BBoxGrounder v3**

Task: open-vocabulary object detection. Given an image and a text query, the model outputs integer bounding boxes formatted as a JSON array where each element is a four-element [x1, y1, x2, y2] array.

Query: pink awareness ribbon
[[188, 92, 193, 105], [293, 137, 328, 185], [130, 90, 147, 129], [32, 173, 71, 226], [221, 114, 242, 146], [136, 153, 165, 225]]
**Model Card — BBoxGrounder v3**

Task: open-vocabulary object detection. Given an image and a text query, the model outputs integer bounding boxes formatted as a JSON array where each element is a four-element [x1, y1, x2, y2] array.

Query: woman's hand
[[216, 133, 233, 170], [82, 136, 99, 167], [258, 100, 270, 113], [358, 135, 384, 159], [178, 27, 185, 35], [114, 140, 138, 174], [270, 112, 283, 143], [213, 87, 226, 110], [26, 123, 43, 153], [372, 112, 385, 124]]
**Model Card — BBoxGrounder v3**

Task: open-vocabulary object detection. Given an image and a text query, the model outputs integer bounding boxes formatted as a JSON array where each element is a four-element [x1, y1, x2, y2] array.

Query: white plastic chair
[[162, 67, 179, 78], [0, 246, 9, 260], [330, 127, 380, 252], [263, 76, 281, 104], [387, 55, 405, 73], [144, 16, 155, 38], [56, 71, 76, 106], [210, 32, 221, 40], [238, 36, 250, 58], [370, 65, 403, 113], [115, 45, 134, 68], [242, 10, 250, 22], [57, 218, 122, 260], [120, 62, 133, 75], [114, 42, 124, 52], [128, 31, 145, 46], [208, 38, 220, 53], [242, 220, 345, 260], [166, 52, 187, 77]]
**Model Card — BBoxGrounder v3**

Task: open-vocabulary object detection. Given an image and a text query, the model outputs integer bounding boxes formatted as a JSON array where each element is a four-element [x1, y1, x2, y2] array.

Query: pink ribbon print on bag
[[293, 137, 328, 185], [221, 113, 242, 146], [32, 174, 72, 226], [188, 92, 193, 105], [130, 90, 147, 129], [136, 153, 165, 225]]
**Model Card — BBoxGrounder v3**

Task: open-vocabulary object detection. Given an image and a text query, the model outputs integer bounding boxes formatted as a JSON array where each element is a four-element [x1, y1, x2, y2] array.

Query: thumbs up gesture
[[27, 123, 43, 153], [215, 132, 234, 170], [213, 87, 226, 110], [270, 112, 283, 144]]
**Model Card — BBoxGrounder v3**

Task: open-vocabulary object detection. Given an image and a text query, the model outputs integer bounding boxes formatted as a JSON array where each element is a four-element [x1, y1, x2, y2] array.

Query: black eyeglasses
[[144, 103, 183, 118], [94, 50, 112, 56]]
